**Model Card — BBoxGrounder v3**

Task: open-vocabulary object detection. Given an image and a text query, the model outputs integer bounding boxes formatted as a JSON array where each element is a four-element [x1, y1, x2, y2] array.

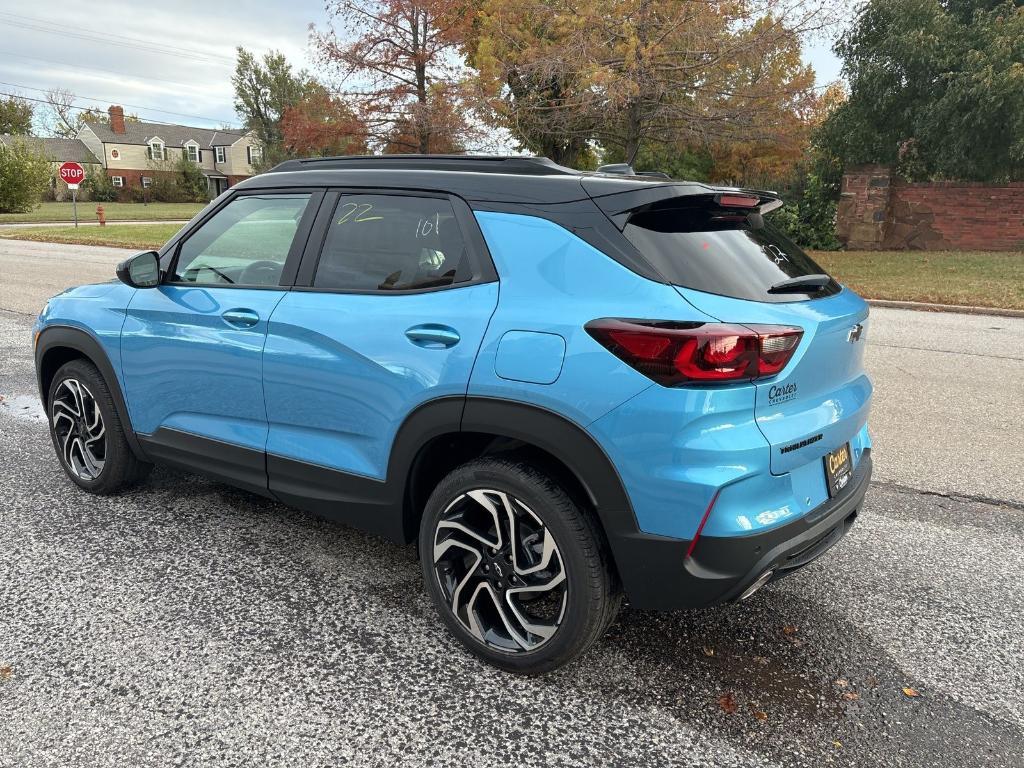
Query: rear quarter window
[[622, 199, 840, 302]]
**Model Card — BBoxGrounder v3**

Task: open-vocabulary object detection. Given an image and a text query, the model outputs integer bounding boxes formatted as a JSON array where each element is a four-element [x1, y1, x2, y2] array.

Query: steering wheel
[[238, 260, 282, 286]]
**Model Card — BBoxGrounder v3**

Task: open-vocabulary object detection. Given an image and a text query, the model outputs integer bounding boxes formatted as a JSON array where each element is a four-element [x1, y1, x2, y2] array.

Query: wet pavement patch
[[0, 393, 46, 423]]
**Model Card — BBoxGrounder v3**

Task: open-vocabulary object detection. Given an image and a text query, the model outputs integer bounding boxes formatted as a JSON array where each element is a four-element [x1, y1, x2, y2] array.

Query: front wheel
[[47, 359, 151, 494], [419, 457, 619, 674]]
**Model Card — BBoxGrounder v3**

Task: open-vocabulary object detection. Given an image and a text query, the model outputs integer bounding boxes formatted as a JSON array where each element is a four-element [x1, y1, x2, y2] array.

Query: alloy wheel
[[51, 378, 106, 481], [432, 488, 567, 653]]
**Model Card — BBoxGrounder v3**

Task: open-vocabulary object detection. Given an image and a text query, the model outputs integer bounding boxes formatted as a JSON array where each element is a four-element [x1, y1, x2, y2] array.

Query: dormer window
[[148, 139, 165, 161], [246, 144, 262, 165], [184, 141, 200, 163], [215, 146, 226, 164]]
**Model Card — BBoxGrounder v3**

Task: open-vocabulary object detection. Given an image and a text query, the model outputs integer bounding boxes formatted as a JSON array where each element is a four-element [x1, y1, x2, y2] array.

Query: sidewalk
[[0, 220, 190, 229]]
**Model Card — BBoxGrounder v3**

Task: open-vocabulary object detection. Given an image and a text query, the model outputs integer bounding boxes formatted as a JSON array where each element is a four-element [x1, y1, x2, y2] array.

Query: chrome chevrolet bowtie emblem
[[848, 323, 864, 342]]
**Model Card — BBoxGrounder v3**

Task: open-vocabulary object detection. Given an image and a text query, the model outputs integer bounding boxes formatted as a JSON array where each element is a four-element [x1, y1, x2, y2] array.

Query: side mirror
[[116, 251, 161, 288]]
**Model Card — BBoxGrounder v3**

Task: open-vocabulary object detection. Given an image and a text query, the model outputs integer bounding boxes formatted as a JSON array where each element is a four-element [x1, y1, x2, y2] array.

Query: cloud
[[0, 0, 326, 130]]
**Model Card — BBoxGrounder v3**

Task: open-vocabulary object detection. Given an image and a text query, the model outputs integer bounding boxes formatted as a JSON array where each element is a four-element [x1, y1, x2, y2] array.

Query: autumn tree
[[281, 87, 368, 156], [469, 0, 834, 166], [313, 0, 472, 153], [0, 95, 33, 135], [466, 0, 600, 166], [381, 84, 470, 153]]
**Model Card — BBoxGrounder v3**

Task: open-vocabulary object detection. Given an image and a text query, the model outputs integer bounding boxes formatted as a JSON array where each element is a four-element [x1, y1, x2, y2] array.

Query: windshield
[[623, 198, 841, 302]]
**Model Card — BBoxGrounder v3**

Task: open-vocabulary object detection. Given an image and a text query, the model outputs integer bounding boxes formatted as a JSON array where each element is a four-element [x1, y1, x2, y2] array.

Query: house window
[[246, 144, 262, 165], [112, 176, 124, 188], [141, 177, 152, 188], [149, 140, 164, 161], [215, 146, 226, 163], [185, 143, 199, 163]]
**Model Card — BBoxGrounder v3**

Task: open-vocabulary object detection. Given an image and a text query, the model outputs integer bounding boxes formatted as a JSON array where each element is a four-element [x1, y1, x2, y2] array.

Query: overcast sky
[[0, 0, 843, 134]]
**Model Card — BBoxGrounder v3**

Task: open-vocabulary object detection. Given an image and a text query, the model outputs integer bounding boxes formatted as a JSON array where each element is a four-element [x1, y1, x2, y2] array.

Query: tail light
[[585, 319, 802, 386]]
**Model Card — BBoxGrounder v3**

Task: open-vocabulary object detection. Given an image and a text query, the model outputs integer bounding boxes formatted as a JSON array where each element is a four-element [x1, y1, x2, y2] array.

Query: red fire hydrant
[[96, 205, 106, 227]]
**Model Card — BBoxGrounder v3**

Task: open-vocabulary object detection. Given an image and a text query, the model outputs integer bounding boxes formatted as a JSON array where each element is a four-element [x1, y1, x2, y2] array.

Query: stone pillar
[[836, 165, 893, 250]]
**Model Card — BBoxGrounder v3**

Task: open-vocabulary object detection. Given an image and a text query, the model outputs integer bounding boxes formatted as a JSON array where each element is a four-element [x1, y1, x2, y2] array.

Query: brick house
[[76, 106, 262, 198]]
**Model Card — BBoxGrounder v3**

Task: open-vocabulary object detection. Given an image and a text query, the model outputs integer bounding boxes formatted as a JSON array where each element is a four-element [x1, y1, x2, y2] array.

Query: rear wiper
[[768, 274, 831, 294]]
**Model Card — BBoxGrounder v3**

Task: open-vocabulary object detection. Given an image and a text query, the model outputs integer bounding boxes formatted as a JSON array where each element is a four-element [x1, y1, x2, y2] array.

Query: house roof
[[0, 135, 100, 163], [83, 121, 248, 148]]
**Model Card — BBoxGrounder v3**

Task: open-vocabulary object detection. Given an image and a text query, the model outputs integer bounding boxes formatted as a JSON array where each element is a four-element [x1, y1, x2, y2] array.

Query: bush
[[84, 168, 118, 202], [0, 138, 51, 213], [766, 151, 843, 251]]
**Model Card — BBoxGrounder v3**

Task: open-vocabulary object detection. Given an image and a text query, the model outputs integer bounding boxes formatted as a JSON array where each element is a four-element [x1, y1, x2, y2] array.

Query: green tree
[[0, 95, 33, 135], [0, 138, 51, 213], [177, 156, 209, 202], [232, 48, 316, 167], [821, 0, 1024, 181]]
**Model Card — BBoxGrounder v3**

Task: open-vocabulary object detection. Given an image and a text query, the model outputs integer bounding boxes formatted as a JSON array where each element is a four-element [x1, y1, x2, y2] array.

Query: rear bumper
[[616, 450, 872, 610]]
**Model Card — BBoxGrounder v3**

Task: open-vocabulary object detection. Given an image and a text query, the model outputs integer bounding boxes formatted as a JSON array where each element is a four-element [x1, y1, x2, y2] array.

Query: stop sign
[[59, 162, 85, 187]]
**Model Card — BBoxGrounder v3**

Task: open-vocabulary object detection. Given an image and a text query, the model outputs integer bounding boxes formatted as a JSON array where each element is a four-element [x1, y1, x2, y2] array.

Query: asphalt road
[[1, 241, 1022, 767]]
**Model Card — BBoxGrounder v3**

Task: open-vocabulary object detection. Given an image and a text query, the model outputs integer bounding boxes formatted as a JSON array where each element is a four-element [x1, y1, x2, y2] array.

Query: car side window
[[313, 194, 470, 291], [173, 193, 312, 286]]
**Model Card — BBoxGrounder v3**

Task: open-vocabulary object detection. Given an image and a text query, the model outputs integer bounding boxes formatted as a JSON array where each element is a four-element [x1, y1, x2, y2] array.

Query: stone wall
[[836, 165, 1024, 250]]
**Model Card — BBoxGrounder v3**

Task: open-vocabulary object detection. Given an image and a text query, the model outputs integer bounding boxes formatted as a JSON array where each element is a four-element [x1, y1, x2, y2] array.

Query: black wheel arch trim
[[35, 324, 150, 462]]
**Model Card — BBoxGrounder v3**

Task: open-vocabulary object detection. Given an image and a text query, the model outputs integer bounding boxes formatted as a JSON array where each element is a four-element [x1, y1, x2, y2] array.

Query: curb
[[866, 298, 1024, 318]]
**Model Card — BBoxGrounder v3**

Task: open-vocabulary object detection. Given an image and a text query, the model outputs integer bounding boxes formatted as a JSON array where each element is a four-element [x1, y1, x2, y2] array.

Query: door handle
[[405, 324, 460, 349], [221, 308, 260, 328]]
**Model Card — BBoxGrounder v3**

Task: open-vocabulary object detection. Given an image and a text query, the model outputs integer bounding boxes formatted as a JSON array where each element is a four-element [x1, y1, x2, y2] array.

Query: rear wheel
[[420, 457, 619, 674], [47, 359, 151, 494]]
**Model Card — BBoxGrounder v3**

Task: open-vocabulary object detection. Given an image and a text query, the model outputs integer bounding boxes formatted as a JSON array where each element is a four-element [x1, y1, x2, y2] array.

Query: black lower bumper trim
[[621, 450, 872, 611]]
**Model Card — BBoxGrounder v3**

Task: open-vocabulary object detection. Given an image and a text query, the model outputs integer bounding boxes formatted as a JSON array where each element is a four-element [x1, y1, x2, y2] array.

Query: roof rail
[[267, 154, 579, 176]]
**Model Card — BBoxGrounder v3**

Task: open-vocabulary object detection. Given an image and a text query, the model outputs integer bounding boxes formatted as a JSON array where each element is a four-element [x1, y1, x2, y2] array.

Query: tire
[[419, 457, 620, 674], [47, 358, 151, 494]]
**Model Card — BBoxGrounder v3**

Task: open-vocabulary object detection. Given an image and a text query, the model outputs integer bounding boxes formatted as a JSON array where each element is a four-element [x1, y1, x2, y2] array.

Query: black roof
[[246, 154, 776, 209], [269, 154, 578, 176]]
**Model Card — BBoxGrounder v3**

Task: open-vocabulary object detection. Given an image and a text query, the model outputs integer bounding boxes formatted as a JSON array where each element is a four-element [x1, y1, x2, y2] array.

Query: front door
[[121, 190, 320, 490], [262, 192, 498, 536]]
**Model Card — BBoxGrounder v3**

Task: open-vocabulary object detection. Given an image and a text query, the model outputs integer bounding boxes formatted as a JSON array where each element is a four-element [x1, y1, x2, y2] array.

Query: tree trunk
[[413, 11, 430, 154], [623, 99, 643, 166]]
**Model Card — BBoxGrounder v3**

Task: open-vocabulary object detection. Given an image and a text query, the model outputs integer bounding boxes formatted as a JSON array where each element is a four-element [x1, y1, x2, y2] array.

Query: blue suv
[[34, 155, 872, 673]]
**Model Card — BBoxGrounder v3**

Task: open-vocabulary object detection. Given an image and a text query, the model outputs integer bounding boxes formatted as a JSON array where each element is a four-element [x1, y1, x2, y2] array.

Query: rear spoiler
[[580, 178, 783, 229]]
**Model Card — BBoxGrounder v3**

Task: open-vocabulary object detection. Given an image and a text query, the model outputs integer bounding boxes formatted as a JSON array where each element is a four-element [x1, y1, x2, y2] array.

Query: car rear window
[[622, 197, 841, 302]]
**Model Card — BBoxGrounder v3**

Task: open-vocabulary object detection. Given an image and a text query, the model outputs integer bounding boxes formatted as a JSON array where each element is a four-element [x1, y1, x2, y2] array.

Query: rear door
[[616, 194, 872, 475], [261, 190, 498, 528]]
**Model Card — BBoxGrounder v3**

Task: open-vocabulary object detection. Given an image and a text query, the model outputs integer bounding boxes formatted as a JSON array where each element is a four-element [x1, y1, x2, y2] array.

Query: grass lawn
[[0, 221, 1020, 311], [0, 223, 183, 250], [812, 250, 1024, 311], [0, 201, 204, 224]]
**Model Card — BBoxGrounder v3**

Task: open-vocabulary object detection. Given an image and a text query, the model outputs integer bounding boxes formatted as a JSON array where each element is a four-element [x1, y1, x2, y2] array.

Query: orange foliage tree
[[280, 88, 368, 157], [313, 0, 475, 153], [467, 0, 835, 166]]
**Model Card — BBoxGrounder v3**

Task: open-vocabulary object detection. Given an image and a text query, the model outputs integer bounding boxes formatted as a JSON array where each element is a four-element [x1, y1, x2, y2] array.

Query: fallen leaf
[[835, 678, 849, 688], [0, 665, 12, 680], [752, 655, 769, 665], [753, 710, 768, 721], [833, 741, 843, 749], [841, 691, 860, 701], [701, 646, 715, 657], [782, 625, 799, 636], [717, 692, 738, 714], [902, 687, 920, 698], [866, 675, 879, 688]]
